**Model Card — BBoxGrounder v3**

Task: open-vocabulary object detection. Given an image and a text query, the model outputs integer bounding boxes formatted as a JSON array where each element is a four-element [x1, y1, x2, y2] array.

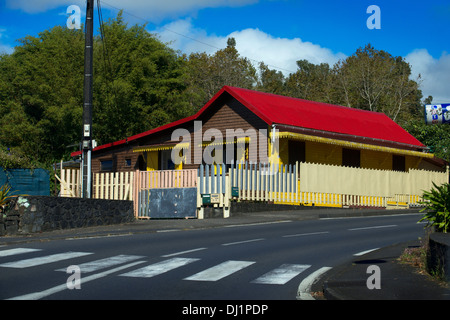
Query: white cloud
[[156, 19, 450, 104], [405, 49, 450, 104], [0, 45, 14, 55], [5, 0, 85, 14], [5, 0, 257, 20], [228, 28, 346, 74], [0, 28, 14, 55], [154, 19, 346, 75]]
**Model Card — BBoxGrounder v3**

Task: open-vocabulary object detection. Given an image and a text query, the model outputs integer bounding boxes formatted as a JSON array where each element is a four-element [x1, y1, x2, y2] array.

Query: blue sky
[[1, 0, 449, 102]]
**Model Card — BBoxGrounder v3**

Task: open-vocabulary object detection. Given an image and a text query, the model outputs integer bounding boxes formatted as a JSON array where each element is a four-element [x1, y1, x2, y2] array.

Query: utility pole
[[82, 0, 94, 198]]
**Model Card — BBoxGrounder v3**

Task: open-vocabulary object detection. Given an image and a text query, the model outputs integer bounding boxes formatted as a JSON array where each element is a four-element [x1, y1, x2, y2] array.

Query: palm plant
[[419, 183, 450, 233], [0, 184, 14, 214]]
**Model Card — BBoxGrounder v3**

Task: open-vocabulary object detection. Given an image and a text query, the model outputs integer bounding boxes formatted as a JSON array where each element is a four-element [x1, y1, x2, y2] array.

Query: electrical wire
[[98, 0, 297, 75], [96, 0, 118, 121]]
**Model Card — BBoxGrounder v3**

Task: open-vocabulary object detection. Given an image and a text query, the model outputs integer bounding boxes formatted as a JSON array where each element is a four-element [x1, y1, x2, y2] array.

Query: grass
[[398, 245, 427, 271], [398, 235, 448, 285]]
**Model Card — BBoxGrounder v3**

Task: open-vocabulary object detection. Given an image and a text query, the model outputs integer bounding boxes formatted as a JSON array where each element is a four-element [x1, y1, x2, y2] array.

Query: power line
[[97, 0, 116, 99], [98, 0, 297, 75]]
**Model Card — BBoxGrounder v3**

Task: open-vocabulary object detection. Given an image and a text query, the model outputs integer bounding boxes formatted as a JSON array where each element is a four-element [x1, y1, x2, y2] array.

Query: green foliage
[[93, 12, 192, 143], [0, 25, 84, 165], [403, 119, 450, 162], [184, 37, 257, 109], [419, 183, 450, 233], [0, 146, 39, 169], [0, 184, 14, 212], [0, 13, 432, 166]]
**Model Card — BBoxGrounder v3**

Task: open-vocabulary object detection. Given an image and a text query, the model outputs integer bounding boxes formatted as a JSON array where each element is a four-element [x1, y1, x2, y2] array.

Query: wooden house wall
[[92, 143, 140, 173], [189, 96, 268, 168], [90, 92, 441, 174]]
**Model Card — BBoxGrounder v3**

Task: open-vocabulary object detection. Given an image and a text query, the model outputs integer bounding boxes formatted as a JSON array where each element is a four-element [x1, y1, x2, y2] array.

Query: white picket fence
[[58, 169, 133, 201], [56, 168, 81, 198], [57, 161, 448, 218], [93, 171, 134, 200], [197, 164, 231, 218]]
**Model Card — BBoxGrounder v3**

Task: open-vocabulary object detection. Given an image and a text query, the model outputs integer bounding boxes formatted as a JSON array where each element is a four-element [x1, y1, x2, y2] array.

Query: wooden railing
[[93, 171, 134, 200]]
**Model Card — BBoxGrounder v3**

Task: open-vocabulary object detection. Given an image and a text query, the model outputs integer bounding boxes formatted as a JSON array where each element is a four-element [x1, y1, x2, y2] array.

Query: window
[[160, 150, 175, 170], [125, 158, 132, 167], [100, 159, 113, 171], [223, 141, 249, 169], [392, 155, 406, 172], [289, 140, 305, 165], [342, 148, 360, 168]]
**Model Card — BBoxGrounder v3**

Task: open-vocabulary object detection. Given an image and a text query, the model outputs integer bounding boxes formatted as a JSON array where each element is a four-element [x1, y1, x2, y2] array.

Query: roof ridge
[[71, 85, 425, 157], [224, 85, 387, 116]]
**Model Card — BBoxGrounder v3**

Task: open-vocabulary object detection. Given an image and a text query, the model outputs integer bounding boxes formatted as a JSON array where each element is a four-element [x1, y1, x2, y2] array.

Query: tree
[[93, 12, 190, 143], [285, 59, 335, 103], [256, 62, 286, 95], [334, 44, 422, 123], [0, 26, 85, 164], [0, 12, 191, 164], [184, 37, 258, 109], [403, 118, 450, 162]]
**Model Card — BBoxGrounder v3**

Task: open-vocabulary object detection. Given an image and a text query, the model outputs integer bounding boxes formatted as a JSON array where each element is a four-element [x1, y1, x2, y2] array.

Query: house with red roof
[[71, 86, 445, 175]]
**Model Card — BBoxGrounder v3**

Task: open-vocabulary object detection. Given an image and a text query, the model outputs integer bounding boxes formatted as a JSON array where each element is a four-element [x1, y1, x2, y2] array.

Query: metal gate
[[134, 169, 198, 218], [139, 187, 197, 218]]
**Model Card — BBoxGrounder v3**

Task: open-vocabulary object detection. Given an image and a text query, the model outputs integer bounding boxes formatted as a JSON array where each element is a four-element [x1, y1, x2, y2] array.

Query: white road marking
[[0, 248, 42, 257], [354, 248, 379, 256], [320, 212, 422, 220], [184, 260, 255, 281], [65, 234, 131, 240], [0, 252, 93, 268], [282, 231, 329, 238], [55, 254, 145, 273], [162, 248, 207, 258], [224, 220, 291, 228], [7, 260, 146, 300], [119, 257, 199, 278], [222, 238, 265, 246], [252, 264, 311, 285], [297, 266, 332, 300], [348, 224, 397, 231]]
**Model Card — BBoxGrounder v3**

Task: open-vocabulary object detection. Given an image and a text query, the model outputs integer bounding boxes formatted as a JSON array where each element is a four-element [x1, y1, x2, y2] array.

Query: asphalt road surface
[[0, 212, 425, 301]]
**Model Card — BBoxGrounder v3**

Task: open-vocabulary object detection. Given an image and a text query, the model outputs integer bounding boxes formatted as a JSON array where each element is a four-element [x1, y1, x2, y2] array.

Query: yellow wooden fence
[[228, 161, 448, 208]]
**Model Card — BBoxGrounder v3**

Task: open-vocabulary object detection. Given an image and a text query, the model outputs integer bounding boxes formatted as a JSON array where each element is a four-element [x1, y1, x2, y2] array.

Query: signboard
[[210, 193, 220, 204], [202, 194, 220, 204], [425, 104, 450, 125], [202, 194, 211, 205]]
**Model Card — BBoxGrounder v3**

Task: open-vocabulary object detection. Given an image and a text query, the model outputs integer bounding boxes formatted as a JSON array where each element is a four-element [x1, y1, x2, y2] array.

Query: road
[[0, 212, 426, 301]]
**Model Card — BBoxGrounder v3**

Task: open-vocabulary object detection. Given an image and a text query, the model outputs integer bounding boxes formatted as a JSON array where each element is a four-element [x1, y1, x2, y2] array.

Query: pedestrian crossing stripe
[[251, 264, 311, 285], [119, 257, 200, 278], [184, 260, 255, 282], [0, 248, 312, 286], [0, 248, 42, 257], [0, 252, 93, 268], [55, 254, 145, 273]]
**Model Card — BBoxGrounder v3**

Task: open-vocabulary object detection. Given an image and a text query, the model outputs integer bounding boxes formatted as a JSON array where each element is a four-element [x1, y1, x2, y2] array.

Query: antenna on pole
[[82, 0, 94, 198]]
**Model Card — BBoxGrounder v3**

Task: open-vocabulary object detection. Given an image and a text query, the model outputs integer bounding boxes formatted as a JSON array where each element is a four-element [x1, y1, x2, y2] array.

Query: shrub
[[419, 182, 450, 233], [0, 184, 14, 214]]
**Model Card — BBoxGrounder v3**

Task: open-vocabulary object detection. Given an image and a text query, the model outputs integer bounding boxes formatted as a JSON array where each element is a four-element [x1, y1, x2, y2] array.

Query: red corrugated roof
[[223, 86, 424, 148], [71, 85, 424, 157]]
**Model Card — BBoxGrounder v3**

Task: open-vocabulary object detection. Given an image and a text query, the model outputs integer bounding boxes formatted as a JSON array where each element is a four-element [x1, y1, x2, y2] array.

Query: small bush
[[419, 183, 450, 233], [0, 184, 14, 214]]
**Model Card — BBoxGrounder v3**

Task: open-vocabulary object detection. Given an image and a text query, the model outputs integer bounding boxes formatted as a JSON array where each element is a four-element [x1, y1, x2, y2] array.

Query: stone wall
[[427, 232, 450, 282], [0, 196, 134, 235]]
